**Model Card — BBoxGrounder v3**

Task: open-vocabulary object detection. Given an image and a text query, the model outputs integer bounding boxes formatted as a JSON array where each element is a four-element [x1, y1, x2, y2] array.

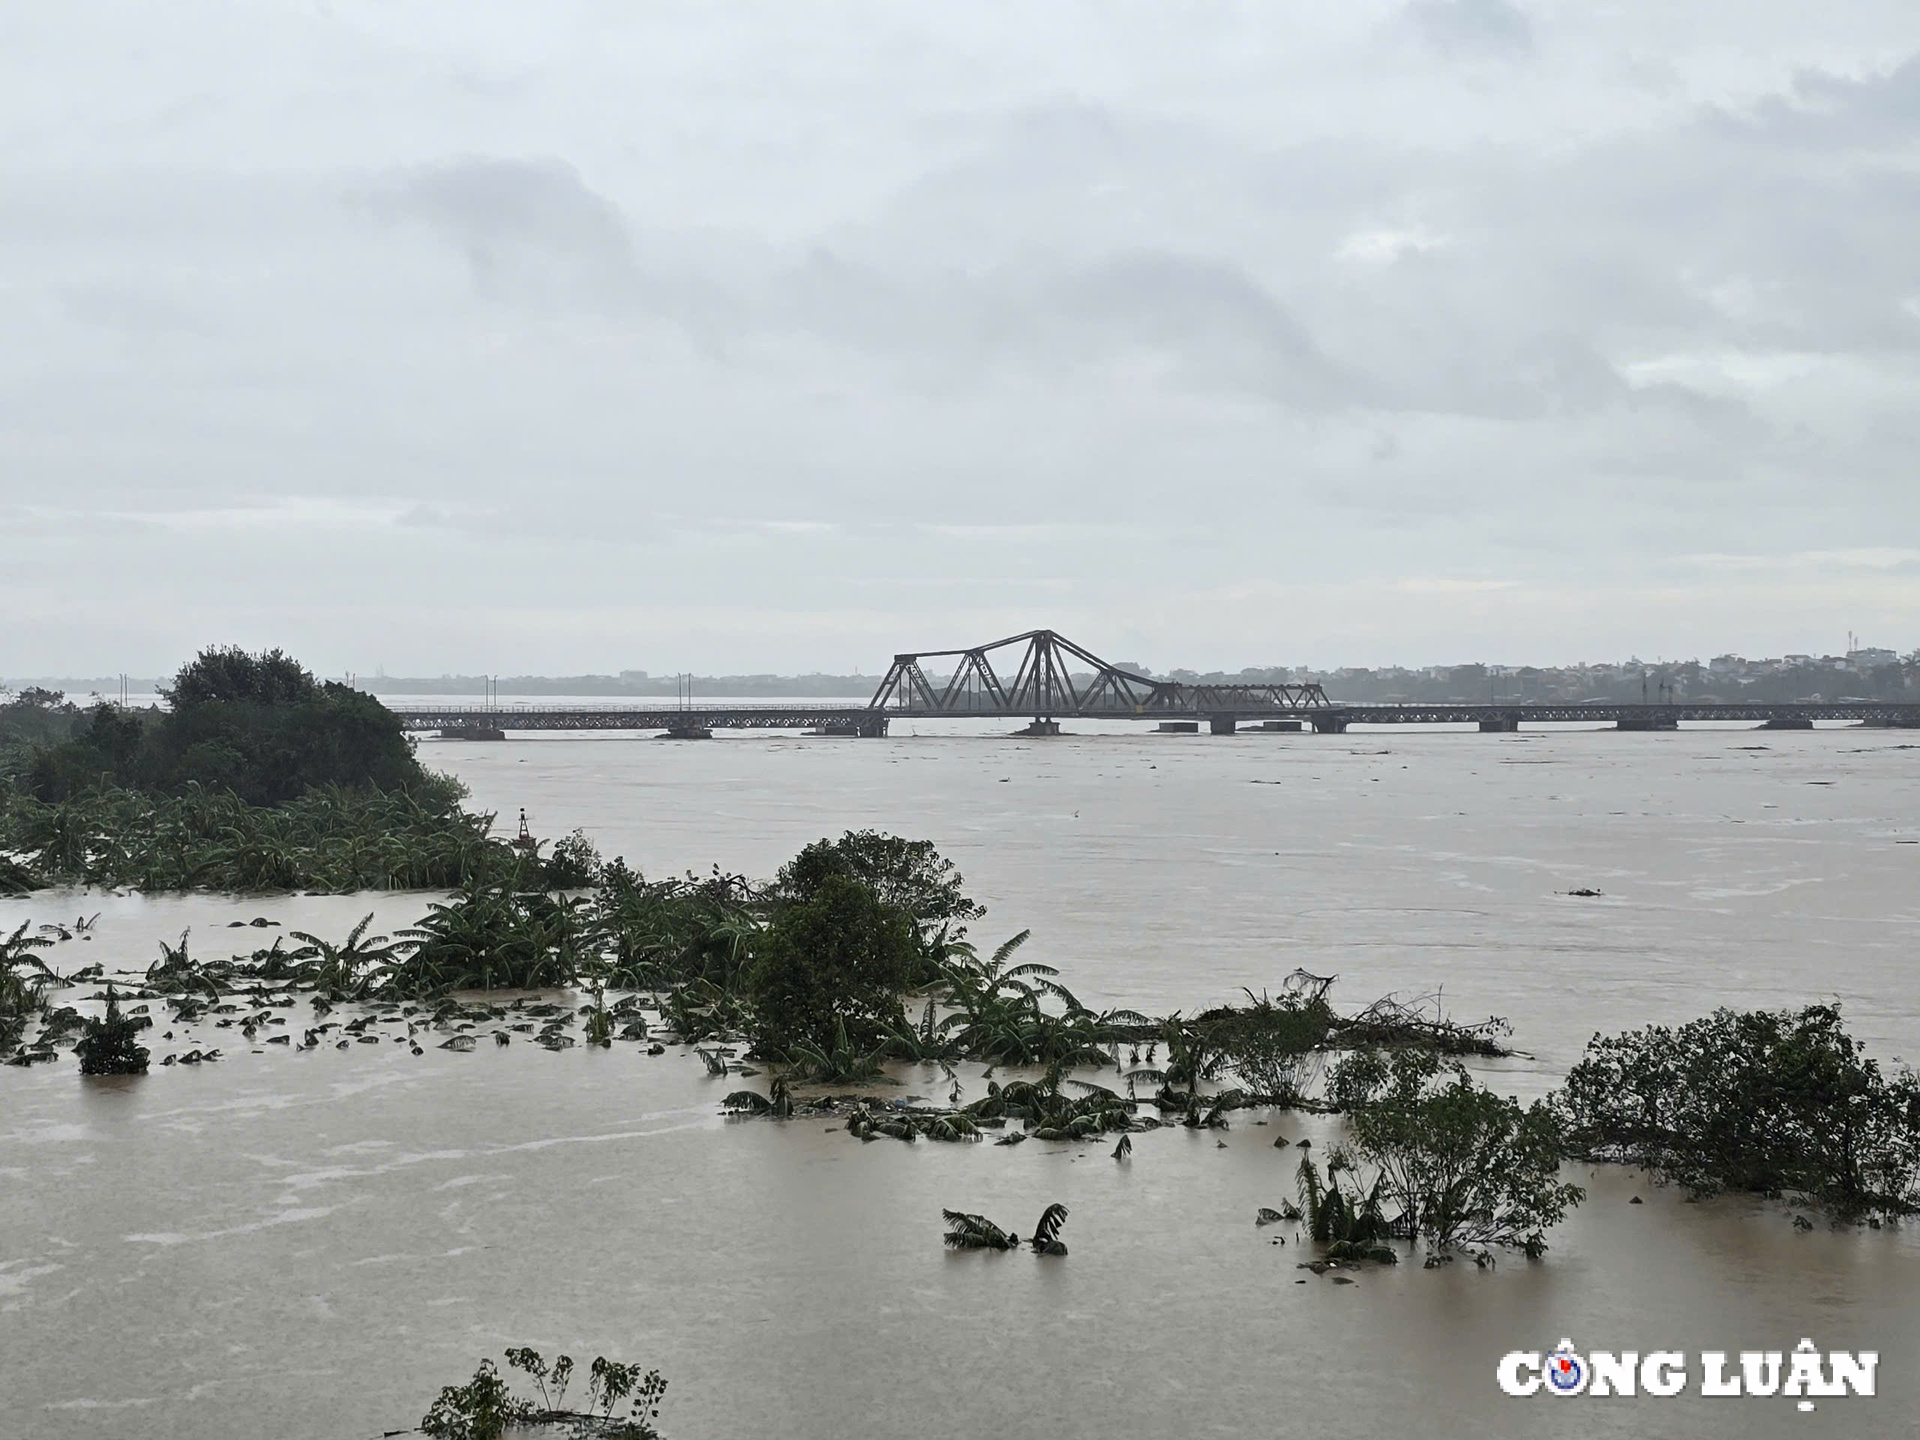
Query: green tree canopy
[[776, 831, 984, 932], [164, 646, 318, 707], [1330, 1046, 1584, 1255], [23, 646, 435, 807], [1557, 1004, 1920, 1218], [748, 872, 917, 1058]]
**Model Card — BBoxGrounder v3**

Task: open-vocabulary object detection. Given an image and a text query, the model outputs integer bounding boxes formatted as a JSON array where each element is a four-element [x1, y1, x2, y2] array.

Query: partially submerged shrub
[[1295, 1153, 1397, 1263], [420, 1359, 529, 1440], [1330, 1047, 1583, 1255], [943, 1209, 1016, 1250], [286, 914, 406, 998], [75, 985, 150, 1075], [1185, 972, 1514, 1109], [590, 1357, 667, 1436], [1199, 984, 1336, 1103], [503, 1348, 574, 1412], [389, 878, 590, 997], [422, 1349, 666, 1440], [747, 873, 917, 1058], [1557, 1004, 1920, 1219], [775, 830, 983, 969], [544, 828, 602, 889]]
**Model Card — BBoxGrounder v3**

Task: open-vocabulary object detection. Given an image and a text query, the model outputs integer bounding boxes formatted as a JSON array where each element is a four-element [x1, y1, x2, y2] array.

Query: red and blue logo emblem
[[1545, 1340, 1587, 1395]]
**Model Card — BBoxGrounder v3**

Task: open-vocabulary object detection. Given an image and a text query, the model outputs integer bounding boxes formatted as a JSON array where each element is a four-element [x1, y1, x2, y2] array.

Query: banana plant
[[0, 920, 59, 1032], [942, 1209, 1016, 1250], [287, 913, 410, 998]]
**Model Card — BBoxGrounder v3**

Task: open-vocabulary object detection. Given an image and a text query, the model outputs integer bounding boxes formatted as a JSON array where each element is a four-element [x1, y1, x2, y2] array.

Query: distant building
[[1848, 647, 1898, 668]]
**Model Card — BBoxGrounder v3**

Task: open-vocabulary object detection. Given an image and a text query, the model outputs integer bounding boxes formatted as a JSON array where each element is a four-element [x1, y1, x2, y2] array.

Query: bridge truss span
[[867, 629, 1329, 719]]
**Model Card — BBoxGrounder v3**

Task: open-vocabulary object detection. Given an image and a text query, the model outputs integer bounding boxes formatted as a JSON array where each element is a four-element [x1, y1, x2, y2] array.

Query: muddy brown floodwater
[[3, 720, 1918, 1438]]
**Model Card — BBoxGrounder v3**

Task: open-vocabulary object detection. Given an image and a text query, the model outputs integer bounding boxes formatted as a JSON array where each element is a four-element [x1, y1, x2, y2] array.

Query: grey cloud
[[360, 158, 1363, 407], [3, 7, 1917, 673], [1402, 0, 1534, 58], [1734, 53, 1920, 150], [768, 249, 1362, 407], [360, 156, 645, 309]]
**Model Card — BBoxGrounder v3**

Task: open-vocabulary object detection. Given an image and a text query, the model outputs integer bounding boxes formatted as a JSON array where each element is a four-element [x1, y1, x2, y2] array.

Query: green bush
[[75, 986, 150, 1075], [26, 647, 432, 806], [0, 646, 491, 895], [1557, 1004, 1920, 1218], [1330, 1047, 1583, 1255], [748, 872, 917, 1058], [422, 1350, 666, 1440], [419, 1360, 529, 1440], [777, 830, 982, 979]]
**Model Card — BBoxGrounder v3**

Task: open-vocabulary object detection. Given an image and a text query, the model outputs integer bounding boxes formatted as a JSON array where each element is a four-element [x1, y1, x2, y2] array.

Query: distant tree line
[[1158, 654, 1920, 705]]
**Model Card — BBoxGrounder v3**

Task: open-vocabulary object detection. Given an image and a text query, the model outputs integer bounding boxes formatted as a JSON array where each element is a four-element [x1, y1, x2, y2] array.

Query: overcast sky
[[4, 2, 1918, 676]]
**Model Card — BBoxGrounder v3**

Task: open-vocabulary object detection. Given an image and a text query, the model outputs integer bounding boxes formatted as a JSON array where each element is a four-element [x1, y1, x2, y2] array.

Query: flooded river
[[3, 722, 1917, 1438]]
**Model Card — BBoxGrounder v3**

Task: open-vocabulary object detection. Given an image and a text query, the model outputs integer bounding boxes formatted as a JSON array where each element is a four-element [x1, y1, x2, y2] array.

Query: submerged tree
[[1557, 1004, 1920, 1219], [75, 985, 150, 1075], [1202, 985, 1335, 1104], [777, 831, 983, 944], [748, 872, 917, 1058], [419, 1359, 529, 1440], [1330, 1047, 1583, 1255], [423, 1349, 665, 1440]]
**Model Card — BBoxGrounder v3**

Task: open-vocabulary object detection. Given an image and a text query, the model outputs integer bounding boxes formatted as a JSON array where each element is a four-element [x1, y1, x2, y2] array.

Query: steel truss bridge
[[867, 628, 1329, 721], [390, 629, 1920, 737]]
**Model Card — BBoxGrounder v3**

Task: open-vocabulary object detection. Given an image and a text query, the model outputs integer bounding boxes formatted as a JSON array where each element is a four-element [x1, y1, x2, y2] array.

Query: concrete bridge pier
[[1615, 717, 1679, 731], [1018, 718, 1061, 736], [1478, 716, 1519, 733], [1209, 714, 1238, 735], [1311, 716, 1350, 734]]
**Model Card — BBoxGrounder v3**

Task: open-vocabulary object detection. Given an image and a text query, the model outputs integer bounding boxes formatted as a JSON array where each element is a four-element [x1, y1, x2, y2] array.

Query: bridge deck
[[395, 701, 1920, 733], [397, 705, 880, 733]]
